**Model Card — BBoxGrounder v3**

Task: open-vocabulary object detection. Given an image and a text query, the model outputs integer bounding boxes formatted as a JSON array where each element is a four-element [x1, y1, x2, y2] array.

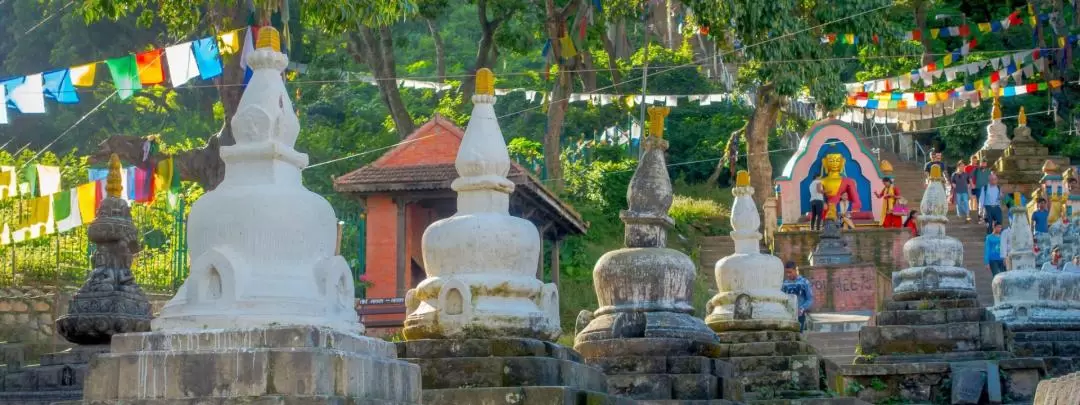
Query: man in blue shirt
[[985, 224, 1006, 275], [980, 176, 1003, 234], [781, 261, 814, 332], [1031, 198, 1050, 234]]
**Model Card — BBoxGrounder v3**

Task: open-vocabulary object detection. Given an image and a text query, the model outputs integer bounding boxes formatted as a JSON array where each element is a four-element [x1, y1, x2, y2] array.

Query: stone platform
[[397, 338, 630, 405], [832, 298, 1045, 404], [1010, 330, 1080, 377], [711, 330, 828, 402], [579, 337, 741, 402], [81, 326, 421, 404], [0, 346, 106, 405]]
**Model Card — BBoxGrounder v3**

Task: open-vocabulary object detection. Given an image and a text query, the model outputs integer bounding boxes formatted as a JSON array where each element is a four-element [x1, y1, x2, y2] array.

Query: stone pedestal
[[0, 346, 106, 405], [993, 110, 1070, 189], [1033, 370, 1080, 404], [808, 220, 852, 266], [398, 338, 629, 405], [81, 326, 419, 404], [834, 169, 1045, 404]]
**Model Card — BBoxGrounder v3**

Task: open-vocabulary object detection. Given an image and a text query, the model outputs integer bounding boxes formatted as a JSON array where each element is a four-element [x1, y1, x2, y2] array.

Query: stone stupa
[[834, 167, 1045, 404], [991, 192, 1080, 377], [396, 69, 624, 404], [704, 170, 827, 401], [995, 107, 1069, 189], [78, 27, 421, 405], [574, 106, 739, 402]]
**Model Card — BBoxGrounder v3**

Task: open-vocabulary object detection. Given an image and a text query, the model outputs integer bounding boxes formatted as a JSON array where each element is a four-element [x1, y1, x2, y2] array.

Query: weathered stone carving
[[55, 154, 151, 345], [808, 219, 853, 265]]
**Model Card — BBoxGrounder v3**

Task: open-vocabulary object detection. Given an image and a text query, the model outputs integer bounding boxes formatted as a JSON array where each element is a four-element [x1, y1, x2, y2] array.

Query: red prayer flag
[[959, 24, 970, 37], [912, 30, 922, 41], [872, 34, 879, 44], [926, 63, 937, 72], [135, 49, 165, 85], [990, 72, 1001, 82], [969, 38, 977, 48], [1027, 83, 1038, 93], [914, 92, 926, 102], [1008, 11, 1022, 26]]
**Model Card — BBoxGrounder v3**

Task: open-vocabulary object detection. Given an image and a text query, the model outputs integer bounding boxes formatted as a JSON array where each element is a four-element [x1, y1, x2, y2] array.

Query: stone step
[[806, 313, 870, 333], [874, 307, 986, 326], [857, 321, 1006, 355], [423, 387, 636, 405], [855, 350, 1014, 364]]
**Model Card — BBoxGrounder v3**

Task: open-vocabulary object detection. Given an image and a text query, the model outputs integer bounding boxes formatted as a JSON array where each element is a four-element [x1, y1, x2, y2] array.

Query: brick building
[[333, 115, 587, 330]]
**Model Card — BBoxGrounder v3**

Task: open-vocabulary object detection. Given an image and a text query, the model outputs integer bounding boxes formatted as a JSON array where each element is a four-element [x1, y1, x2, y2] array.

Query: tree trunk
[[542, 0, 581, 192], [706, 124, 745, 187], [913, 1, 933, 65], [350, 27, 415, 139], [600, 30, 623, 91], [426, 18, 446, 83], [747, 84, 781, 209], [580, 49, 598, 92]]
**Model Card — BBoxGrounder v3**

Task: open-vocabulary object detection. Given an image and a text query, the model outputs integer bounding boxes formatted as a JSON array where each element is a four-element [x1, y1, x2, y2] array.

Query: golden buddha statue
[[820, 153, 861, 220]]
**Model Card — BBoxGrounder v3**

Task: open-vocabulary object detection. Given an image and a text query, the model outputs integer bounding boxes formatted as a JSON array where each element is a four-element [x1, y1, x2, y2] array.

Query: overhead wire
[[24, 0, 74, 35]]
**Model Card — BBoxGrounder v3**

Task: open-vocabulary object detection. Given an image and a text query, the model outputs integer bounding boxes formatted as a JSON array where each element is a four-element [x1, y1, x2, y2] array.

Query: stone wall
[[803, 263, 892, 313], [0, 287, 171, 351], [774, 228, 910, 273]]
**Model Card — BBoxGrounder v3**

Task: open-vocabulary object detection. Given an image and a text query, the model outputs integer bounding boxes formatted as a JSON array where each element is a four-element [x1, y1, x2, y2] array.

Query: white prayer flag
[[11, 74, 46, 114], [165, 42, 200, 87], [665, 95, 678, 106], [0, 87, 7, 124], [55, 189, 82, 233]]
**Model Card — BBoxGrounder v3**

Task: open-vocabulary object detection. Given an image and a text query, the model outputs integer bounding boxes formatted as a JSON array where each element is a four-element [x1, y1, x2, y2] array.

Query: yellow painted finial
[[106, 154, 123, 198], [475, 68, 494, 96], [880, 160, 894, 175], [256, 26, 281, 52], [1013, 192, 1020, 205], [929, 165, 943, 180], [1019, 106, 1027, 126], [991, 96, 1002, 120], [647, 107, 670, 138], [736, 170, 750, 187]]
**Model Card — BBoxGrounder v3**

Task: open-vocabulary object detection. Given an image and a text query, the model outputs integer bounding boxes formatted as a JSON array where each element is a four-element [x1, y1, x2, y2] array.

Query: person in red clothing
[[876, 177, 904, 228], [966, 156, 979, 214], [904, 210, 920, 237]]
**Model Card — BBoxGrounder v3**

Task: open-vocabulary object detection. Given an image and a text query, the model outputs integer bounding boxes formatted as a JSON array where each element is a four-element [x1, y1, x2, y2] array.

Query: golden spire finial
[[106, 154, 123, 198], [736, 170, 750, 187], [880, 159, 894, 175], [991, 96, 1002, 120], [1018, 106, 1027, 126], [256, 26, 281, 52], [647, 107, 670, 138], [929, 165, 943, 180], [1043, 159, 1060, 174], [475, 68, 495, 96]]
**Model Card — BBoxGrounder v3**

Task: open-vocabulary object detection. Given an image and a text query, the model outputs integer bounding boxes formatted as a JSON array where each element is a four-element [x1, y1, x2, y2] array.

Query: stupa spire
[[730, 170, 762, 254], [106, 154, 123, 198], [622, 106, 674, 248], [451, 67, 515, 215], [982, 94, 1010, 150]]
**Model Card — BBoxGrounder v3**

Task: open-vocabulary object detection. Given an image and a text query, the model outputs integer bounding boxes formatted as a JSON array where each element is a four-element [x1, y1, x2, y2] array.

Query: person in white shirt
[[808, 176, 825, 231], [1063, 256, 1080, 273], [1041, 246, 1064, 271], [1000, 225, 1011, 269]]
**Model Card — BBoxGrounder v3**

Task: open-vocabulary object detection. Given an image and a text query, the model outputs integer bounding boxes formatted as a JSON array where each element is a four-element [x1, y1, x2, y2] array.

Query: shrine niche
[[775, 120, 885, 227]]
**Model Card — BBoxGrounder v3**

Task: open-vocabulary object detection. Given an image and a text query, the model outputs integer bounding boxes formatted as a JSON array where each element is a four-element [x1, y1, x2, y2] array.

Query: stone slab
[[0, 390, 81, 405], [857, 321, 1006, 355], [83, 397, 423, 405], [884, 298, 980, 311], [575, 337, 722, 359], [421, 386, 634, 405], [405, 356, 606, 392], [855, 351, 1013, 365], [83, 327, 420, 404], [873, 307, 985, 326]]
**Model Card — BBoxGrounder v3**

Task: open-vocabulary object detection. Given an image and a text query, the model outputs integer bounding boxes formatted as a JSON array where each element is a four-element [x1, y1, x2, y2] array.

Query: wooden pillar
[[536, 238, 546, 281], [395, 197, 407, 297], [550, 238, 561, 288]]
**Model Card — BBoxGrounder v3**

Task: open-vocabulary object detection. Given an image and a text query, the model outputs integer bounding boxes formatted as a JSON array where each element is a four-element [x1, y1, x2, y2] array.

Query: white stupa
[[402, 68, 560, 340], [705, 171, 798, 331], [152, 27, 359, 332], [983, 96, 1011, 150]]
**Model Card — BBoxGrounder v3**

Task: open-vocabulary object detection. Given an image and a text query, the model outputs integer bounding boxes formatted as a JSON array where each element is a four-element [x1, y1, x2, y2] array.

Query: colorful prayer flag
[[192, 37, 224, 80], [19, 165, 36, 197], [240, 27, 256, 86], [10, 74, 46, 114], [105, 55, 143, 100], [559, 34, 577, 58], [76, 182, 97, 223], [135, 49, 166, 85], [218, 29, 242, 54], [69, 63, 96, 87], [0, 167, 15, 198], [54, 189, 82, 233], [978, 22, 992, 32], [42, 69, 79, 104], [0, 87, 7, 124], [165, 42, 200, 87], [35, 165, 60, 196]]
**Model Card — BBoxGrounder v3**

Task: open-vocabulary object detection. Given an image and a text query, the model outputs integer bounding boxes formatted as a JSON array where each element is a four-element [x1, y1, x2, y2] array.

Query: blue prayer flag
[[192, 37, 223, 80], [991, 21, 1002, 32], [1003, 86, 1016, 97], [866, 100, 879, 109], [42, 69, 79, 104], [88, 168, 109, 182], [0, 77, 25, 109], [125, 167, 137, 200]]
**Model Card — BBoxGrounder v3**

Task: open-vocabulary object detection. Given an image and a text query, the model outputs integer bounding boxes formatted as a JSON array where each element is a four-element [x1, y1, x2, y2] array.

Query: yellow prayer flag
[[76, 182, 97, 224], [21, 196, 51, 232], [975, 80, 984, 91], [559, 35, 577, 58], [1030, 16, 1037, 26], [1051, 80, 1063, 89], [69, 63, 97, 87], [1059, 36, 1067, 48], [978, 23, 992, 33], [154, 157, 173, 192], [845, 33, 855, 44], [930, 29, 940, 39], [937, 92, 949, 101], [219, 29, 242, 55], [943, 54, 953, 66]]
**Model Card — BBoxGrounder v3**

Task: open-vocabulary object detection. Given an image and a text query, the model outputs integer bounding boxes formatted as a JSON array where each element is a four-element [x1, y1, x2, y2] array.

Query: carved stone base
[[575, 311, 719, 357], [708, 330, 827, 401], [397, 338, 627, 404], [56, 285, 152, 345], [1010, 330, 1080, 377], [586, 354, 743, 402], [0, 345, 108, 405], [891, 265, 976, 301], [81, 326, 420, 404]]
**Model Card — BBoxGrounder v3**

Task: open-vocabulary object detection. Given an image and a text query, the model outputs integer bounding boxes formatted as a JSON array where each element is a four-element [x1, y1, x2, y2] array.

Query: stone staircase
[[803, 331, 859, 366]]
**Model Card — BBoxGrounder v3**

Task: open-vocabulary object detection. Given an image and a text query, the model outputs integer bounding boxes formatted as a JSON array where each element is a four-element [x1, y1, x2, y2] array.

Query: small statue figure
[[820, 152, 862, 221]]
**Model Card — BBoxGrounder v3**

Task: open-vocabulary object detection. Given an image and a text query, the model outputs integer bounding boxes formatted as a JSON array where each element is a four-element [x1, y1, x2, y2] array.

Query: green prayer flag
[[105, 55, 143, 100], [19, 165, 36, 197], [53, 190, 71, 219], [1038, 82, 1048, 91]]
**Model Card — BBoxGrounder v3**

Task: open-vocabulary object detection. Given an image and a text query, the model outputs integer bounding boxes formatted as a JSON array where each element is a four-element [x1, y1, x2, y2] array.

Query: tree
[[684, 0, 889, 206]]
